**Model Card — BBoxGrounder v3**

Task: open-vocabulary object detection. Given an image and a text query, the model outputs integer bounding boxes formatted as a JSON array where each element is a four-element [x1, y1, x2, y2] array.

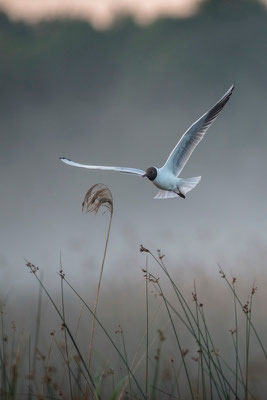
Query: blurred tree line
[[0, 0, 266, 116]]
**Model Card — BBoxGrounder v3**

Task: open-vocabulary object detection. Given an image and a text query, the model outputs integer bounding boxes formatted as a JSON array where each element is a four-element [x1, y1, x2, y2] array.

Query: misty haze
[[1, 0, 267, 398]]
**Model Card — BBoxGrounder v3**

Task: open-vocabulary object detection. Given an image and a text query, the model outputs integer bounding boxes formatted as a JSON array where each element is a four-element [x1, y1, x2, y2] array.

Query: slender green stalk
[[60, 262, 73, 400], [150, 332, 164, 400], [9, 330, 22, 398], [145, 256, 149, 400], [111, 371, 115, 393], [9, 322, 16, 384], [119, 327, 133, 399], [245, 297, 249, 400], [42, 331, 55, 397], [171, 359, 180, 399], [1, 305, 8, 400], [150, 385, 179, 399], [32, 270, 43, 383], [196, 300, 230, 399], [194, 282, 206, 400], [245, 283, 255, 400], [196, 355, 200, 400], [200, 306, 212, 398], [27, 335, 31, 400], [232, 279, 239, 398], [59, 304, 85, 396], [230, 334, 244, 388]]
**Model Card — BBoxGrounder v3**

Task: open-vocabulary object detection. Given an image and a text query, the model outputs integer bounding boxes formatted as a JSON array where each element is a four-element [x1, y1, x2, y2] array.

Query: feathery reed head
[[82, 183, 113, 216]]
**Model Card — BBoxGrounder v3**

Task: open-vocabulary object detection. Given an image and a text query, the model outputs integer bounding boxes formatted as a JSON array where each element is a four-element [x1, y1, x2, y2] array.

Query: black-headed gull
[[61, 85, 234, 199]]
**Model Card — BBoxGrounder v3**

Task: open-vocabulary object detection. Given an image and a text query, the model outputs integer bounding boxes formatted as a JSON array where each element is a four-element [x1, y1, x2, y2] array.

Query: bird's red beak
[[142, 173, 147, 178]]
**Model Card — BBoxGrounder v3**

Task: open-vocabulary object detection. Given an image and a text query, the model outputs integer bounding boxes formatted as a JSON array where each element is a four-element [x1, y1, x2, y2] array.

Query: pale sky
[[1, 0, 266, 28], [2, 0, 266, 28], [0, 0, 207, 28]]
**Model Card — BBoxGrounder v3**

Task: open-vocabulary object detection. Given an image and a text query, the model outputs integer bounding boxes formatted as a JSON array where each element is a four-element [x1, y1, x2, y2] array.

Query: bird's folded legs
[[176, 188, 186, 199]]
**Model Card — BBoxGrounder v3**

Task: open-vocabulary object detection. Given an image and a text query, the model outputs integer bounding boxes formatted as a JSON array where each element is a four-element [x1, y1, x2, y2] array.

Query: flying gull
[[61, 85, 234, 199]]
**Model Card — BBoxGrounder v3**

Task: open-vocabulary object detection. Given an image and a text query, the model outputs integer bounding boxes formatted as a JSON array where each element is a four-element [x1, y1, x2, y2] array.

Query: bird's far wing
[[60, 157, 145, 176], [163, 85, 234, 176]]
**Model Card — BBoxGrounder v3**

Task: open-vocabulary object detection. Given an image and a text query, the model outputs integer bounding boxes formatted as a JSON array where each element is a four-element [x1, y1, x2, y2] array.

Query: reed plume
[[82, 184, 113, 216]]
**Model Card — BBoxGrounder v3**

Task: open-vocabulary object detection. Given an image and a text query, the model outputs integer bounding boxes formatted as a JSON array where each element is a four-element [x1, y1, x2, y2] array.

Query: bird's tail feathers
[[154, 176, 201, 199], [179, 176, 201, 194]]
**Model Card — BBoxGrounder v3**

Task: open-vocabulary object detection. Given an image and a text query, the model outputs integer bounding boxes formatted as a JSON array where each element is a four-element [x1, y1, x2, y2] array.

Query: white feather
[[179, 176, 201, 194]]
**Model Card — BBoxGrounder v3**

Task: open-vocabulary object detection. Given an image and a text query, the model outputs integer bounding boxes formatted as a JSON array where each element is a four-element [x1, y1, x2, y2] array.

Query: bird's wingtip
[[60, 157, 71, 164], [224, 84, 234, 100], [229, 83, 235, 93]]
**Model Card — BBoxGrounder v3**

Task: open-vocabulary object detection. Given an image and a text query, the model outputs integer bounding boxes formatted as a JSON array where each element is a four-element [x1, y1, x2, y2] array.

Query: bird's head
[[142, 167, 157, 181]]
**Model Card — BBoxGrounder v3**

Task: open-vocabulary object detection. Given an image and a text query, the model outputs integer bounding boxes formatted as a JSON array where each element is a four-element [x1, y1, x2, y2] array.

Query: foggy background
[[0, 0, 267, 395], [1, 0, 267, 285]]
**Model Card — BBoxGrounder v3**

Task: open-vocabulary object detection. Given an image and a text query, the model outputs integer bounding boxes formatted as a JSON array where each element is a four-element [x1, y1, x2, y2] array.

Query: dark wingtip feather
[[206, 84, 235, 123], [228, 84, 235, 96], [222, 84, 235, 103]]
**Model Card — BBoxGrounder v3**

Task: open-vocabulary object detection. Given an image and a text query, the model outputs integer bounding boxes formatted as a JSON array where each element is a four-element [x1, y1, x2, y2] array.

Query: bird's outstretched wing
[[60, 157, 145, 176], [163, 85, 234, 176]]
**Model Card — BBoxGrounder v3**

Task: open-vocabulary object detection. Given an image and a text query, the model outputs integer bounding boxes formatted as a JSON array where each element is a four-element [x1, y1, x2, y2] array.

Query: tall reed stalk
[[82, 184, 113, 373]]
